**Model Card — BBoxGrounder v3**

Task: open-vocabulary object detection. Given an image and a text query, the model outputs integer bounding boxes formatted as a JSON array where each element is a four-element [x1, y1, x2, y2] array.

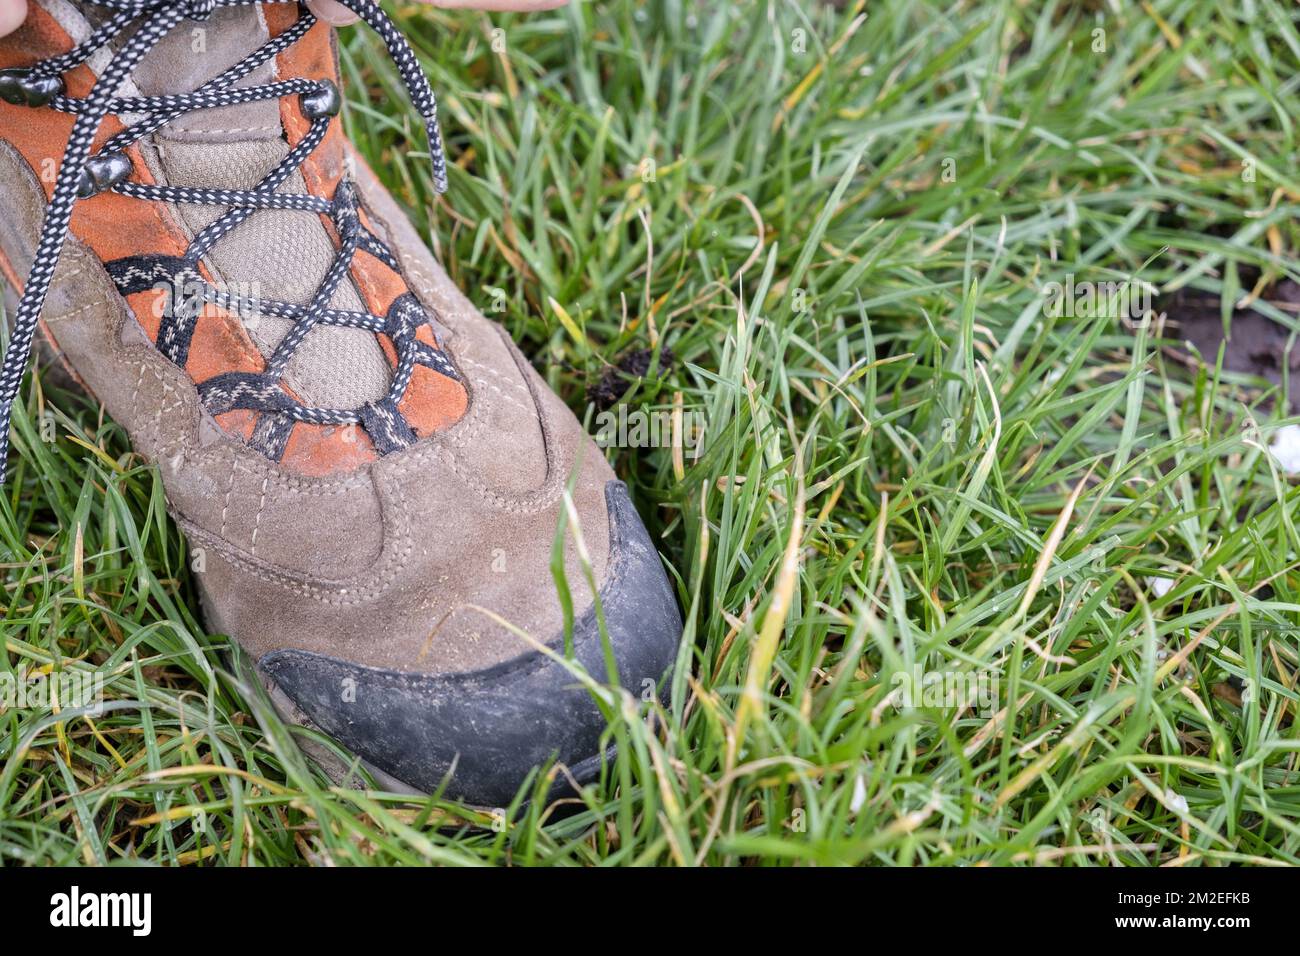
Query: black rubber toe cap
[[259, 481, 683, 806]]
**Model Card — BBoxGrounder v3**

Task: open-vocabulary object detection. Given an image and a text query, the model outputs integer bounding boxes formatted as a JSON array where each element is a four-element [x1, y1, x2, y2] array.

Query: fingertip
[[0, 0, 29, 38], [425, 0, 570, 10], [306, 0, 360, 27]]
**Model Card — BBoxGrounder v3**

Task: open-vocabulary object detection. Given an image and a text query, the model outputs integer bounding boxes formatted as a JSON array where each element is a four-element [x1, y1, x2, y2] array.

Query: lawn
[[3, 0, 1300, 865]]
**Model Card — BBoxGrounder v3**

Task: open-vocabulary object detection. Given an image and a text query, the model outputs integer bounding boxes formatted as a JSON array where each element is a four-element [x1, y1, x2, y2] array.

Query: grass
[[3, 0, 1300, 866]]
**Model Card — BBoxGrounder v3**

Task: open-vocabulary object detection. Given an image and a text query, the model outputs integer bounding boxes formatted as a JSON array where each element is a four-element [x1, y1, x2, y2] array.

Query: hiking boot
[[0, 0, 682, 805]]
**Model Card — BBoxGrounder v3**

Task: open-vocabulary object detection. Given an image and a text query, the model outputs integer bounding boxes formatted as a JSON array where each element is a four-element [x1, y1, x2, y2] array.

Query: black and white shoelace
[[0, 0, 454, 482]]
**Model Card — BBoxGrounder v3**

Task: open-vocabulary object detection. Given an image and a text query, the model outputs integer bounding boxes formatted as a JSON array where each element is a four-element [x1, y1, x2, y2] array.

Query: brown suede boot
[[0, 0, 681, 804]]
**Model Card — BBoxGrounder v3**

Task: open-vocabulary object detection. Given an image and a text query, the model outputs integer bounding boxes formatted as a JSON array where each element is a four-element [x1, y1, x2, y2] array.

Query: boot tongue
[[131, 4, 280, 139], [129, 5, 392, 412]]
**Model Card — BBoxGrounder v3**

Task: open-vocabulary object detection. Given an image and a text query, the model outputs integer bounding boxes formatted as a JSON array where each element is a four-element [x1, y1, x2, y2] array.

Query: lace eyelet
[[0, 68, 65, 108], [300, 79, 342, 120], [77, 152, 132, 199]]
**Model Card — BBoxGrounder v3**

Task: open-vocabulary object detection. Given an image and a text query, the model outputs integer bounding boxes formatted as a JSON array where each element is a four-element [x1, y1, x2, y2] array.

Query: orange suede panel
[[350, 242, 406, 317], [267, 5, 345, 198], [215, 409, 258, 441], [399, 365, 470, 437], [184, 302, 267, 384], [280, 422, 378, 476], [125, 289, 167, 340]]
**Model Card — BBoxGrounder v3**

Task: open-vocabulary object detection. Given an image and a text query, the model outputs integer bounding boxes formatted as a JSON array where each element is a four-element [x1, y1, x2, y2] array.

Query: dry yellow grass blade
[[733, 454, 806, 751], [772, 9, 867, 134], [72, 521, 85, 603], [1014, 463, 1095, 621], [671, 391, 686, 483], [548, 295, 588, 355], [994, 695, 1134, 809]]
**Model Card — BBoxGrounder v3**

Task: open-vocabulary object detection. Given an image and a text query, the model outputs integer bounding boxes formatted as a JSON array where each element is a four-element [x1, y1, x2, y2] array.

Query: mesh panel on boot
[[157, 137, 392, 409]]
